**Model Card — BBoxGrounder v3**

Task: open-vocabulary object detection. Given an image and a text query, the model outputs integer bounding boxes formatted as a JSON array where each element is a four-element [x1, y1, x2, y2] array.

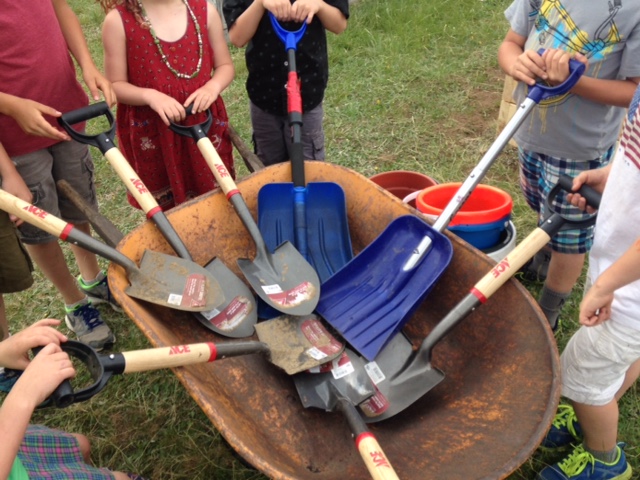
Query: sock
[[80, 270, 106, 287], [65, 296, 90, 312], [584, 443, 619, 463], [529, 249, 552, 279], [537, 286, 570, 330]]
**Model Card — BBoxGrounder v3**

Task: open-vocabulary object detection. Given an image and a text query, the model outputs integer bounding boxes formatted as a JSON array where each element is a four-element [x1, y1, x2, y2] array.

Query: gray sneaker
[[78, 273, 122, 312], [65, 302, 116, 351]]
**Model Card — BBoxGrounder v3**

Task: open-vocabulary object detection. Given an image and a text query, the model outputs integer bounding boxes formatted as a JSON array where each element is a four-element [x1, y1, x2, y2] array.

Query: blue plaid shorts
[[518, 147, 613, 254]]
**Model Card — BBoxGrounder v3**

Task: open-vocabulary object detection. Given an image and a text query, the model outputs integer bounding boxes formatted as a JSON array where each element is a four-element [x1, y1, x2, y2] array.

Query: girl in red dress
[[100, 0, 235, 210]]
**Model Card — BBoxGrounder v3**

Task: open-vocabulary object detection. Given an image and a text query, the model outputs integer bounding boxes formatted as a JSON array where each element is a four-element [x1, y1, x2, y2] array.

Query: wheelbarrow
[[108, 161, 560, 479]]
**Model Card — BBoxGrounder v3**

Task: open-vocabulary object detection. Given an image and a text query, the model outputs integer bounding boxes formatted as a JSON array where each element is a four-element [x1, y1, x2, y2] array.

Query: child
[[535, 83, 640, 480], [100, 0, 236, 210], [223, 0, 349, 166], [0, 318, 143, 479], [497, 0, 640, 330], [0, 0, 118, 352]]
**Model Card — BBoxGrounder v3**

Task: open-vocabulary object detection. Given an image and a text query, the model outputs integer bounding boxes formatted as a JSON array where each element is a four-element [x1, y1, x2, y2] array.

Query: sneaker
[[0, 367, 21, 393], [519, 249, 552, 282], [78, 273, 122, 312], [537, 443, 632, 479], [541, 404, 583, 449], [65, 302, 116, 351]]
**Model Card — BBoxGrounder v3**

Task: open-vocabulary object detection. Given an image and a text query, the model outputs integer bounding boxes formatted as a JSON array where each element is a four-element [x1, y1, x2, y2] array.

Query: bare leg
[[572, 400, 618, 453], [68, 223, 101, 282], [545, 251, 585, 292], [24, 241, 84, 305], [70, 433, 92, 464]]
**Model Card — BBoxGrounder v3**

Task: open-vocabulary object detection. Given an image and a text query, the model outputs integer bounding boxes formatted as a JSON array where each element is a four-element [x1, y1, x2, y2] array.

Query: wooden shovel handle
[[0, 188, 70, 237], [355, 433, 401, 480], [104, 148, 159, 215], [197, 137, 239, 198]]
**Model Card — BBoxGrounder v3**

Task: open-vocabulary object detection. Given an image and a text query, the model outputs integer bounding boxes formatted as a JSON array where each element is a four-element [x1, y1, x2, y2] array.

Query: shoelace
[[558, 445, 595, 476], [553, 404, 580, 437], [77, 304, 102, 331]]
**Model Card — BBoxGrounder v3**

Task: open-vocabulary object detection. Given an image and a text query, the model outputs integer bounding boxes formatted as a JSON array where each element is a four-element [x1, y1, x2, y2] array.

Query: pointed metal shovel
[[359, 177, 601, 423], [169, 111, 321, 316], [58, 103, 257, 337], [0, 189, 222, 312]]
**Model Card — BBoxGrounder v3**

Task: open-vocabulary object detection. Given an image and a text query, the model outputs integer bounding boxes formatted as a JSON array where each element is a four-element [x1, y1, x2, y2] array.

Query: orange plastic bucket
[[369, 170, 438, 208], [417, 183, 513, 249]]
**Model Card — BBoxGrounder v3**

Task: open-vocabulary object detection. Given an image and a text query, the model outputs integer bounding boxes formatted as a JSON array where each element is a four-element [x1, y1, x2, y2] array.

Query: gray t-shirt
[[505, 0, 640, 159]]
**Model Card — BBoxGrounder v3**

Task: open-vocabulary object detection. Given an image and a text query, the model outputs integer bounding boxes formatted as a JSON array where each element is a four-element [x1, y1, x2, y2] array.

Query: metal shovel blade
[[258, 180, 353, 284], [294, 349, 375, 411], [255, 314, 344, 374], [192, 258, 257, 337], [316, 215, 453, 360], [238, 239, 321, 317], [126, 250, 224, 312]]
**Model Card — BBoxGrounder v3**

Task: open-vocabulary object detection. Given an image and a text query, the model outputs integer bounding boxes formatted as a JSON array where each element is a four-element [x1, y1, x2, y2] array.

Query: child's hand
[[579, 283, 613, 326], [82, 66, 117, 107], [263, 0, 293, 21], [11, 343, 75, 408], [566, 166, 609, 213], [0, 170, 32, 226], [0, 319, 68, 370], [291, 0, 323, 24], [510, 49, 547, 86], [542, 49, 588, 86], [149, 92, 186, 126], [7, 98, 70, 142], [184, 86, 219, 114]]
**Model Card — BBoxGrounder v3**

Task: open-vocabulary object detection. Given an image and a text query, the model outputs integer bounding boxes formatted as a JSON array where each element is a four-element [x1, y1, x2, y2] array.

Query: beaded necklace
[[137, 0, 203, 79]]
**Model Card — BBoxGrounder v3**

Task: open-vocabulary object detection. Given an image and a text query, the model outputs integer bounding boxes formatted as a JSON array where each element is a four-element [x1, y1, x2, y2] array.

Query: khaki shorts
[[11, 139, 97, 244], [0, 210, 34, 294]]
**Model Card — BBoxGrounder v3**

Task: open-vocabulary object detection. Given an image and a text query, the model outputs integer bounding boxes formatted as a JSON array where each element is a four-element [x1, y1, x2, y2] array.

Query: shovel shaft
[[122, 341, 269, 373]]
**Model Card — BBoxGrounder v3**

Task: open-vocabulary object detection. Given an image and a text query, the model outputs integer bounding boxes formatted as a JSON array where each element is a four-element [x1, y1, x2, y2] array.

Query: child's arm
[[0, 142, 32, 224], [580, 238, 640, 326], [184, 5, 235, 113], [226, 0, 291, 47], [291, 0, 347, 34], [0, 320, 72, 479], [51, 0, 116, 106], [0, 92, 70, 142], [542, 49, 640, 108]]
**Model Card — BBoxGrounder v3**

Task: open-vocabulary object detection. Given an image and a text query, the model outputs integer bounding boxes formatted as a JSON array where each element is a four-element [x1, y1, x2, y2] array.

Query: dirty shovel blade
[[317, 215, 453, 360], [192, 258, 257, 337], [258, 181, 353, 284], [238, 238, 321, 317], [126, 250, 224, 312], [255, 314, 344, 374]]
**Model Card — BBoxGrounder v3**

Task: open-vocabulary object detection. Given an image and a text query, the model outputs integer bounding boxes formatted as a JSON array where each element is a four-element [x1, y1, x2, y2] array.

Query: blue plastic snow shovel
[[317, 56, 587, 360], [257, 13, 353, 284]]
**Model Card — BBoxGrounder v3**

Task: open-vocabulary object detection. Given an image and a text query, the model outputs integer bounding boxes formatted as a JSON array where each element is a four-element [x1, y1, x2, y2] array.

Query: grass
[[3, 0, 638, 478]]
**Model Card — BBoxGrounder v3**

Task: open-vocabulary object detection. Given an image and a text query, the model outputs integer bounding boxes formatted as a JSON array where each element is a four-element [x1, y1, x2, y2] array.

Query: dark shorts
[[518, 147, 613, 254], [250, 101, 325, 166], [18, 425, 115, 479], [11, 139, 97, 244], [0, 211, 33, 294]]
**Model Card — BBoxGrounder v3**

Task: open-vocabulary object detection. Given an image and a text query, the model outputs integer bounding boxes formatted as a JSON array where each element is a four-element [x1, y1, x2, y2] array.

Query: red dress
[[115, 0, 235, 210]]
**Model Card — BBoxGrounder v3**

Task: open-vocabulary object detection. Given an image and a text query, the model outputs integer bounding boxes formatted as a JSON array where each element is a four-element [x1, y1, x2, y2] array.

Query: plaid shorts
[[518, 147, 613, 254], [18, 425, 115, 479]]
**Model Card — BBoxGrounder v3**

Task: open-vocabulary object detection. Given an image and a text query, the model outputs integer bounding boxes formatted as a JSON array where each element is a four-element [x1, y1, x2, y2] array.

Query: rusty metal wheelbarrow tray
[[108, 161, 561, 480]]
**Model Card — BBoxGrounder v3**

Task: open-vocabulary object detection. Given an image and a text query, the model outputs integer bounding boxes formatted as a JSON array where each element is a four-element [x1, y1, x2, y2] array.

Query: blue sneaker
[[542, 404, 583, 449], [537, 443, 632, 480], [78, 273, 122, 312], [65, 301, 115, 351], [0, 367, 21, 393]]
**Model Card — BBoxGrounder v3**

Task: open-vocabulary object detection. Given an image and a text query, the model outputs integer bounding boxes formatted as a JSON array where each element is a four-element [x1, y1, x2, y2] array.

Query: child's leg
[[249, 101, 289, 166], [573, 400, 619, 454], [299, 104, 325, 160], [70, 433, 92, 464]]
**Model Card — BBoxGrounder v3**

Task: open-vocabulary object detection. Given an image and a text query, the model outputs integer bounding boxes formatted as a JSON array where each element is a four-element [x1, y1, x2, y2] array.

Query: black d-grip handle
[[168, 104, 212, 142], [31, 346, 75, 408], [557, 174, 601, 210], [58, 102, 117, 153]]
